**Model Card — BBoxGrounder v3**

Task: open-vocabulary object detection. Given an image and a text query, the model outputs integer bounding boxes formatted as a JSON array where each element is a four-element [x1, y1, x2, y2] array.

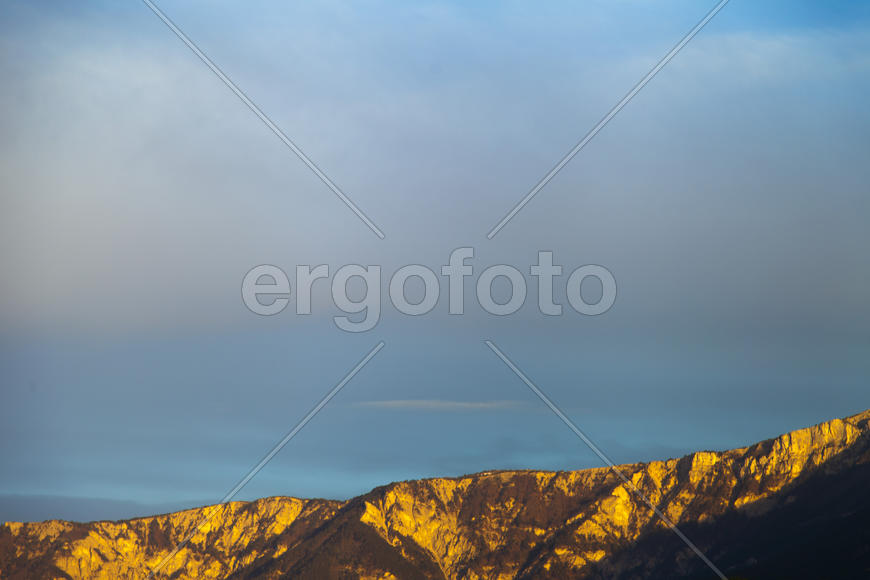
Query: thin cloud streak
[[356, 400, 526, 411]]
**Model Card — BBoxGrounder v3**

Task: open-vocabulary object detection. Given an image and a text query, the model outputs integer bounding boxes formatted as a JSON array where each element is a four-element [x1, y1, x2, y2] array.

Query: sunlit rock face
[[2, 409, 869, 579]]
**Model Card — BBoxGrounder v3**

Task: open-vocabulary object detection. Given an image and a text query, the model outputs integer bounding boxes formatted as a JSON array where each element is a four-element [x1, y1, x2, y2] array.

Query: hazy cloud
[[1, 0, 868, 521], [356, 399, 526, 411]]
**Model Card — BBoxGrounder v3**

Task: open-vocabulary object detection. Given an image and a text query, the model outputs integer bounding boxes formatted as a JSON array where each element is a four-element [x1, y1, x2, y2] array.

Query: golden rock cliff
[[2, 409, 869, 579]]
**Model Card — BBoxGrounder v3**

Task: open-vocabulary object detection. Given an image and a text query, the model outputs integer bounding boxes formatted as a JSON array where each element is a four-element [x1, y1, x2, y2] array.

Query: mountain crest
[[2, 409, 869, 579]]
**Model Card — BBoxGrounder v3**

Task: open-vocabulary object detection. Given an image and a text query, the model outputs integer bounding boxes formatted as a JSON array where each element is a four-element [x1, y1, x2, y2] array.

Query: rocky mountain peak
[[2, 409, 868, 579]]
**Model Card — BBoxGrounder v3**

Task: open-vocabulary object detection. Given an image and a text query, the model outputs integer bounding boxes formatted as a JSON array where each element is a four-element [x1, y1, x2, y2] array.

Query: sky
[[1, 0, 869, 522]]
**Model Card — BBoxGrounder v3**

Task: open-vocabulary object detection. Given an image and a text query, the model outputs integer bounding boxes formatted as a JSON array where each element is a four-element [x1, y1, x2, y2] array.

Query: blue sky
[[1, 0, 868, 522]]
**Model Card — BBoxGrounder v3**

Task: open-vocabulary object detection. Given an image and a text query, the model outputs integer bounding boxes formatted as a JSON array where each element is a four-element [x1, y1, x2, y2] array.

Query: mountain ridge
[[2, 408, 869, 579]]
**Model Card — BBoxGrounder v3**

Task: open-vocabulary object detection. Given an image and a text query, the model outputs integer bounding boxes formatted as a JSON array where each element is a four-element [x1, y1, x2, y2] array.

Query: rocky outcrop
[[2, 409, 869, 579]]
